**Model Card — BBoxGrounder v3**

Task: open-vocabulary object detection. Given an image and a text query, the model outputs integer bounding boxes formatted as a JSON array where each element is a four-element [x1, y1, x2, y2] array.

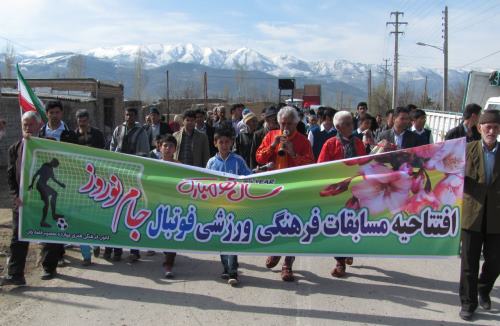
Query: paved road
[[1, 249, 499, 325]]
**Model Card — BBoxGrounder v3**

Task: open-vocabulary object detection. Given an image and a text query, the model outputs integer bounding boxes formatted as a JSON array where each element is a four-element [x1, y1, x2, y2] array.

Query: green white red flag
[[16, 64, 47, 123]]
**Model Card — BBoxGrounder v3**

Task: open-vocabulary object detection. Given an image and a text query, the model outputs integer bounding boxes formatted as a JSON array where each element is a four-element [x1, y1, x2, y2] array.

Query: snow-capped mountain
[[1, 43, 469, 102], [13, 43, 465, 81]]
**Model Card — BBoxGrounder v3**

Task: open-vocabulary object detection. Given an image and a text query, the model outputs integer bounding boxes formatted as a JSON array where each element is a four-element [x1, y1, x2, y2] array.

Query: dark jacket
[[39, 122, 77, 144], [235, 131, 255, 168], [7, 141, 23, 200], [376, 128, 422, 149], [251, 126, 271, 169], [75, 126, 105, 149], [110, 122, 150, 156], [445, 123, 481, 143], [173, 128, 210, 168], [144, 122, 173, 149], [462, 141, 500, 233]]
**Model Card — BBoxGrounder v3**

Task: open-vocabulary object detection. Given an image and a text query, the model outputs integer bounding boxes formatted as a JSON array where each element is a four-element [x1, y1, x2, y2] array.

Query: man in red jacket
[[256, 106, 314, 282], [317, 110, 366, 277]]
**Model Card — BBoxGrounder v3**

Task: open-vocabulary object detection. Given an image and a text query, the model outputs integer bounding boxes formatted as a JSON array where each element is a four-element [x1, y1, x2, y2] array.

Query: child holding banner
[[158, 135, 180, 278], [206, 124, 252, 286]]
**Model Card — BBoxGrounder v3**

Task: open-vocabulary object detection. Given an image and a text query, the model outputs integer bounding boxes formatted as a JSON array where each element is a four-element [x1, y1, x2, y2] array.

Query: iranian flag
[[16, 64, 47, 123]]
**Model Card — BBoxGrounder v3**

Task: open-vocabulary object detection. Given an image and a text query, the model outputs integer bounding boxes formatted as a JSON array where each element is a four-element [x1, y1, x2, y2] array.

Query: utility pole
[[166, 70, 170, 123], [368, 69, 372, 110], [443, 6, 448, 111], [387, 12, 407, 111], [422, 75, 428, 109], [382, 58, 391, 91], [203, 72, 208, 109]]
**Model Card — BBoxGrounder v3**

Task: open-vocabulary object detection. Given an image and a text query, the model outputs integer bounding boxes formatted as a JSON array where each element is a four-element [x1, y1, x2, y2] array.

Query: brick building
[[0, 78, 124, 166]]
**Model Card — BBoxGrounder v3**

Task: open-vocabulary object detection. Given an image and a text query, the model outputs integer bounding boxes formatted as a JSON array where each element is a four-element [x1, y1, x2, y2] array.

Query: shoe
[[81, 258, 91, 267], [1, 275, 26, 286], [127, 253, 140, 263], [41, 270, 57, 280], [164, 264, 174, 278], [345, 257, 354, 265], [112, 254, 121, 262], [459, 309, 473, 321], [281, 266, 295, 282], [58, 258, 69, 267], [228, 274, 239, 286], [221, 271, 229, 280], [93, 247, 101, 258], [479, 293, 491, 310], [146, 250, 156, 256], [265, 256, 281, 269], [331, 262, 346, 278]]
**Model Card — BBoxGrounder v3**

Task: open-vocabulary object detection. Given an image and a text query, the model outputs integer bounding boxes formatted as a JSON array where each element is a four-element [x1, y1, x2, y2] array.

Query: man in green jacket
[[459, 109, 500, 321]]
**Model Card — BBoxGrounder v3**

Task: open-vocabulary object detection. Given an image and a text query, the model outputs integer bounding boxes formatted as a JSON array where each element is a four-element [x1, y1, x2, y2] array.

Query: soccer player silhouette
[[28, 158, 66, 228]]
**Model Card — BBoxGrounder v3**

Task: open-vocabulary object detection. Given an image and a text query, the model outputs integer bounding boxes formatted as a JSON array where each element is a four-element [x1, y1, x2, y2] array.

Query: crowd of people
[[1, 99, 499, 321]]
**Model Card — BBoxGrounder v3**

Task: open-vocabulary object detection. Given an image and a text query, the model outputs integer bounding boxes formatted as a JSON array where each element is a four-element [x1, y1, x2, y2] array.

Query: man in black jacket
[[445, 103, 482, 143], [1, 111, 64, 286], [75, 109, 105, 149], [376, 106, 421, 149], [39, 100, 77, 143], [143, 107, 173, 150]]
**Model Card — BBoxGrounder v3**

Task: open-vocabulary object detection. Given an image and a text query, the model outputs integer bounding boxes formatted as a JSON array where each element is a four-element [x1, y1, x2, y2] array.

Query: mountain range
[[1, 43, 469, 106]]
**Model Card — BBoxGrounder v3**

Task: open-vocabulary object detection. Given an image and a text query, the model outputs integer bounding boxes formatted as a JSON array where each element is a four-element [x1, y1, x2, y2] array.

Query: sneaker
[[221, 271, 229, 280], [228, 274, 239, 286], [93, 247, 101, 258], [81, 258, 92, 267], [127, 253, 140, 263], [265, 256, 281, 269], [281, 266, 295, 282], [479, 293, 491, 310], [459, 309, 473, 321], [164, 264, 174, 278], [41, 270, 57, 280], [1, 275, 26, 286], [58, 258, 69, 267]]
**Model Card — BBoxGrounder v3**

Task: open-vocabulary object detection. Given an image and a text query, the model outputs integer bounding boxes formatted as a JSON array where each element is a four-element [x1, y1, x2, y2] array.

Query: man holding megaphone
[[255, 106, 315, 282]]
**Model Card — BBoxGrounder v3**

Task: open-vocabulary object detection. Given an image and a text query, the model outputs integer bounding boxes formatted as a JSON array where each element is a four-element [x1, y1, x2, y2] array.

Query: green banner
[[20, 137, 466, 256]]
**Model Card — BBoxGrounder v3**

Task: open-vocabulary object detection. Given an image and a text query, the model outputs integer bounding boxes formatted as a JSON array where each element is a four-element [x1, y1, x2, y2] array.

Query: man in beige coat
[[173, 109, 210, 168], [459, 109, 500, 321]]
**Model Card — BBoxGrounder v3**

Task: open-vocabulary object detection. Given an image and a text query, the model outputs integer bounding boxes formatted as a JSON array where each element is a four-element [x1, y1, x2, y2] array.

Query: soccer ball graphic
[[56, 217, 68, 230]]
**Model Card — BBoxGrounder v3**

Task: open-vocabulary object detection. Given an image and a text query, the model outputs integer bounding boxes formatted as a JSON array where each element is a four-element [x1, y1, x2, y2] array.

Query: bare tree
[[4, 44, 15, 78], [134, 47, 145, 101], [371, 83, 392, 115], [67, 54, 85, 78]]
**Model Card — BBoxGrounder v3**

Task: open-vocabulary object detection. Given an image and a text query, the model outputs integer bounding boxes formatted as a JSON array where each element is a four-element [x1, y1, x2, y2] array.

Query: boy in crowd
[[410, 109, 433, 145], [158, 135, 179, 278], [206, 125, 252, 286], [149, 134, 163, 159]]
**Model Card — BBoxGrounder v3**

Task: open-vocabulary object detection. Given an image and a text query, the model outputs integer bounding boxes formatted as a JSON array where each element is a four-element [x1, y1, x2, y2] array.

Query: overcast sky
[[1, 0, 499, 71]]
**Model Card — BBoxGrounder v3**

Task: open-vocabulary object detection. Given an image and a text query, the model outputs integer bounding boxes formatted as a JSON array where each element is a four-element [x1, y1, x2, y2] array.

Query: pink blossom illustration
[[425, 140, 465, 174], [352, 163, 413, 214], [404, 190, 440, 214], [433, 174, 464, 205]]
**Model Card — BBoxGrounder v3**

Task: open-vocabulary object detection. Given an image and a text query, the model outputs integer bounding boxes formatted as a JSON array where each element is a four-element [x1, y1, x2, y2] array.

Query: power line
[[458, 49, 500, 69]]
